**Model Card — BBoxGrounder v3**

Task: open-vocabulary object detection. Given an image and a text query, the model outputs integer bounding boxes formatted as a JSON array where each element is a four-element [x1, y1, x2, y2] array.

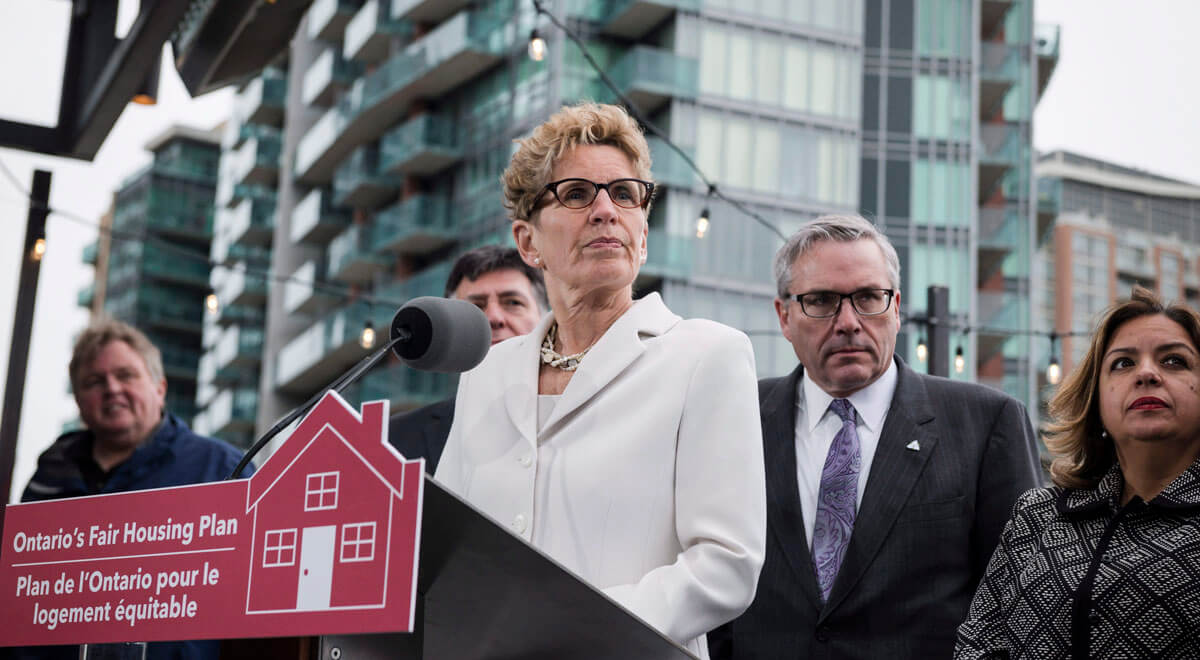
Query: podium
[[315, 474, 697, 659]]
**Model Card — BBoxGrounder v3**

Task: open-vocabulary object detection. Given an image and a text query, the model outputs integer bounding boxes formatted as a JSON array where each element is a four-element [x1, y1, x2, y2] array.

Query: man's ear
[[775, 298, 792, 344]]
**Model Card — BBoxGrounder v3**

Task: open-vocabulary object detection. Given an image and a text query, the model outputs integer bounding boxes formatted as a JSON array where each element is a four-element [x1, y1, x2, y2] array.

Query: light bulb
[[916, 339, 928, 363], [205, 293, 219, 313], [954, 346, 965, 374], [696, 207, 711, 238], [1046, 359, 1062, 385], [31, 238, 46, 261], [528, 31, 547, 62], [360, 321, 376, 349]]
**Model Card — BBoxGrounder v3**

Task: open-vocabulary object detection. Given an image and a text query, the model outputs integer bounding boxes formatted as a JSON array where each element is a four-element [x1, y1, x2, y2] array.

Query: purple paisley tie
[[812, 398, 861, 603]]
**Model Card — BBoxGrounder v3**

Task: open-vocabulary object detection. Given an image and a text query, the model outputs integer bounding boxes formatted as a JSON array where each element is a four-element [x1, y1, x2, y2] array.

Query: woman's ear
[[513, 219, 540, 268]]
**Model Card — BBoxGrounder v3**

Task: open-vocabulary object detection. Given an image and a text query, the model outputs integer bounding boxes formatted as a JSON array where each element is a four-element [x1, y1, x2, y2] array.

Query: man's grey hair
[[773, 214, 901, 298]]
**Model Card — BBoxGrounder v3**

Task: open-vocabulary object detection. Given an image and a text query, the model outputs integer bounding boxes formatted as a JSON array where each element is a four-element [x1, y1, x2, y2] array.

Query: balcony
[[291, 188, 352, 245], [332, 143, 401, 209], [77, 282, 95, 309], [344, 0, 410, 64], [233, 70, 286, 127], [1036, 177, 1060, 242], [380, 114, 461, 175], [391, 0, 471, 23], [369, 194, 454, 255], [638, 229, 693, 283], [284, 259, 338, 316], [307, 0, 362, 42], [206, 387, 258, 436], [146, 188, 214, 240], [648, 137, 696, 190], [978, 208, 1021, 278], [228, 196, 276, 247], [294, 7, 510, 183], [216, 303, 266, 328], [82, 240, 98, 265], [222, 121, 281, 152], [230, 133, 282, 187], [213, 324, 264, 376], [599, 0, 700, 40], [160, 344, 201, 381], [217, 268, 269, 308], [977, 123, 1023, 202], [1035, 24, 1061, 98], [137, 290, 204, 333], [303, 47, 363, 107], [275, 300, 391, 392], [328, 223, 392, 284], [979, 42, 1019, 116], [375, 261, 452, 306], [143, 246, 210, 288], [606, 46, 698, 112]]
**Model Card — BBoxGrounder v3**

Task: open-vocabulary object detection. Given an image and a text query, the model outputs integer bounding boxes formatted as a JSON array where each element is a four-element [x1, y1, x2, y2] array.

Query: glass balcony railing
[[596, 0, 701, 39], [979, 123, 1022, 166], [1036, 177, 1060, 217], [77, 283, 95, 308], [295, 105, 350, 182], [159, 344, 201, 377], [380, 114, 461, 175], [207, 387, 258, 434], [606, 46, 698, 109], [136, 290, 203, 332], [222, 122, 282, 152], [233, 69, 286, 127], [328, 223, 392, 283], [344, 0, 412, 64], [342, 361, 454, 410], [640, 228, 693, 280], [332, 143, 401, 209], [216, 303, 266, 328], [1035, 23, 1061, 59], [229, 196, 276, 246], [276, 299, 392, 391], [648, 137, 697, 190], [980, 42, 1019, 112], [368, 194, 453, 255], [303, 47, 363, 107], [217, 268, 269, 308], [291, 188, 352, 245], [142, 246, 211, 287], [231, 133, 282, 186], [307, 0, 363, 42], [977, 290, 1027, 334], [978, 208, 1020, 252], [82, 240, 99, 265], [375, 261, 452, 307], [145, 187, 215, 239], [391, 0, 471, 23]]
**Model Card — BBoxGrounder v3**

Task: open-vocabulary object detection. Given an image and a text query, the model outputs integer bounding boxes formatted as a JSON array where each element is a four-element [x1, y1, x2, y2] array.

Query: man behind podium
[[710, 215, 1040, 659], [12, 319, 245, 660], [388, 245, 546, 472]]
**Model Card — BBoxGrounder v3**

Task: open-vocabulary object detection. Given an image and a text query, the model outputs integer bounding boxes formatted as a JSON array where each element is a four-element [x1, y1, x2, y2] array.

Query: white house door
[[296, 525, 336, 610]]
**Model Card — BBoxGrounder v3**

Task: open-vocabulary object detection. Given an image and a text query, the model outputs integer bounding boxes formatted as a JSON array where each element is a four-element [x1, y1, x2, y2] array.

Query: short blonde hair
[[502, 102, 653, 223], [1044, 286, 1200, 488], [70, 318, 165, 388]]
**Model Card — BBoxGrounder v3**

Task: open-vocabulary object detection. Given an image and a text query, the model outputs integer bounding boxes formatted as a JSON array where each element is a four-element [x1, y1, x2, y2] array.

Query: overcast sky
[[0, 0, 1197, 502]]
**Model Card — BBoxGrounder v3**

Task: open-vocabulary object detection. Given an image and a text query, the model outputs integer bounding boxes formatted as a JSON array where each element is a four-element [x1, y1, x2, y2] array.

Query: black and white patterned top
[[955, 458, 1200, 659]]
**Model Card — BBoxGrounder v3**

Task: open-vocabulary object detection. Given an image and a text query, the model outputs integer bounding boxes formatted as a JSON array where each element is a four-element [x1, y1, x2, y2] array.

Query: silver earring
[[1101, 430, 1108, 439], [533, 257, 540, 265]]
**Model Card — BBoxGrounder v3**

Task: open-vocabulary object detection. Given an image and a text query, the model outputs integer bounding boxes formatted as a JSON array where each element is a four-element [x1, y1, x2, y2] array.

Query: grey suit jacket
[[388, 397, 454, 475], [710, 357, 1041, 660]]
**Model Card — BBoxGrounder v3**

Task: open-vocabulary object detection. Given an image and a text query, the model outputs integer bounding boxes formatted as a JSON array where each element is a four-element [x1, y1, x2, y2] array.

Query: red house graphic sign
[[0, 392, 424, 647]]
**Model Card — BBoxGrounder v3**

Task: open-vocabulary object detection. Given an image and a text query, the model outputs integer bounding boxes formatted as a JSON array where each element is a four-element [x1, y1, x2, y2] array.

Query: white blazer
[[436, 293, 766, 658]]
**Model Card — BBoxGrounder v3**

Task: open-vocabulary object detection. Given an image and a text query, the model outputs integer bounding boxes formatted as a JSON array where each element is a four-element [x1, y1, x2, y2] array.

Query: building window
[[340, 522, 377, 563], [305, 471, 339, 511], [263, 529, 297, 567]]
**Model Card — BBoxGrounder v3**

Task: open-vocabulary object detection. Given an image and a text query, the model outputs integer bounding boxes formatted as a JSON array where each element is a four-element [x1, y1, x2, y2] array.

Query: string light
[[696, 208, 710, 239], [916, 334, 928, 363], [360, 320, 376, 349], [527, 29, 547, 62], [205, 292, 219, 313], [31, 237, 46, 261], [1046, 331, 1062, 385], [954, 345, 965, 373]]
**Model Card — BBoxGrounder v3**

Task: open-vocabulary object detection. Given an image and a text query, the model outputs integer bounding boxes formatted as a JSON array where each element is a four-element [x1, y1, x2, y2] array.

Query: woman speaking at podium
[[435, 102, 765, 658]]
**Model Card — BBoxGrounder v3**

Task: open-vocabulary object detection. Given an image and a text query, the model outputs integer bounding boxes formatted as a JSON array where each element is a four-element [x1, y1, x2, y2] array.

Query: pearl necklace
[[540, 323, 591, 371]]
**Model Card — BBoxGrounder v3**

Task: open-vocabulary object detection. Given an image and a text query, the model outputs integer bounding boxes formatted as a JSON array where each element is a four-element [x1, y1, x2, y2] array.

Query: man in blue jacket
[[15, 319, 249, 659]]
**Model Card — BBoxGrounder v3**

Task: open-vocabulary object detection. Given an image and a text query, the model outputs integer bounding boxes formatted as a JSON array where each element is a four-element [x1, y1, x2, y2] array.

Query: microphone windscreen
[[390, 297, 491, 372]]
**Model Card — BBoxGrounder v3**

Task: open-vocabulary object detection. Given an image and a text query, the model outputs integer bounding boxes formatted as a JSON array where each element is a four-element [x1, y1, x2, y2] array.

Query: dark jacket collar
[[1057, 457, 1200, 515]]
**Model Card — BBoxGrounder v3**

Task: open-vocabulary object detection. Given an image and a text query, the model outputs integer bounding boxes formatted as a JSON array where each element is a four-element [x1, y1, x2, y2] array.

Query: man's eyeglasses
[[542, 178, 655, 210], [787, 289, 896, 319]]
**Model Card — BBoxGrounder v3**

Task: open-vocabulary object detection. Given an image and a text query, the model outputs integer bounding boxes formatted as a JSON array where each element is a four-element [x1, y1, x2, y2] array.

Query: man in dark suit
[[710, 215, 1040, 660], [388, 245, 545, 472]]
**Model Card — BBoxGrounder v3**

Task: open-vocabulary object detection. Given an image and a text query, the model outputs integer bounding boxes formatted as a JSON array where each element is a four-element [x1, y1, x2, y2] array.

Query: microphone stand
[[226, 329, 410, 480]]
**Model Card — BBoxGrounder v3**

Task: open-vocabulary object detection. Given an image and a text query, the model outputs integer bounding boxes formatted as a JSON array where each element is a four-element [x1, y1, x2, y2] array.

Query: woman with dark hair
[[955, 286, 1200, 659]]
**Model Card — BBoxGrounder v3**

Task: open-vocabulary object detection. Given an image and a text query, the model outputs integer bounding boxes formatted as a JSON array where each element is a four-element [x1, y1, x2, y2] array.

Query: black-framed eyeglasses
[[542, 178, 655, 210], [787, 288, 895, 319]]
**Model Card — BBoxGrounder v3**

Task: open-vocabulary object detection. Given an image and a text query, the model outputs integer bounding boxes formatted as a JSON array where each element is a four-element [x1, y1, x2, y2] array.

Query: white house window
[[340, 522, 376, 563], [305, 471, 339, 511], [263, 529, 297, 567]]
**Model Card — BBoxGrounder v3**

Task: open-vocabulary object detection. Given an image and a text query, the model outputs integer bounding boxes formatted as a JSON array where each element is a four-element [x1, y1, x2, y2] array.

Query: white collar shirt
[[795, 359, 898, 551]]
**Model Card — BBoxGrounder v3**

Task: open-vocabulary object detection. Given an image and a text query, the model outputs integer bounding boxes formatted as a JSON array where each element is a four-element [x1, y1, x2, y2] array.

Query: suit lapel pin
[[906, 439, 920, 452]]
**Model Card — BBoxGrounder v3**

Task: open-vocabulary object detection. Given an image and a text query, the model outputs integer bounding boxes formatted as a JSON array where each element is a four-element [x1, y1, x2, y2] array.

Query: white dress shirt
[[795, 360, 898, 550]]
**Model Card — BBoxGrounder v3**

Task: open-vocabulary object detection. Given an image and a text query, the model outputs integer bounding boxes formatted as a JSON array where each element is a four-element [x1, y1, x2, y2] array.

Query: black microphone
[[390, 296, 491, 372], [227, 297, 491, 479]]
